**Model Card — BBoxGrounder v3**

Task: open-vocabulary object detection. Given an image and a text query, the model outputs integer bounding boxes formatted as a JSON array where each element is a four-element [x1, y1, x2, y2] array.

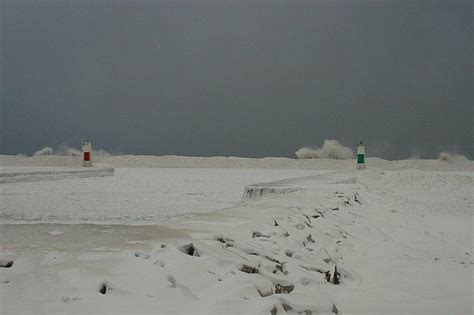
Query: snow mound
[[295, 139, 354, 159]]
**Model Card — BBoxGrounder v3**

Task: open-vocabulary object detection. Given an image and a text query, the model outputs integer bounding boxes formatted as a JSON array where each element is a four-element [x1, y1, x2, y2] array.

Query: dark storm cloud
[[1, 0, 472, 159]]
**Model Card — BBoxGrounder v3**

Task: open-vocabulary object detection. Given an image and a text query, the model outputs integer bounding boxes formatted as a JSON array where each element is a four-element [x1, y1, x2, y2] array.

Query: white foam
[[438, 151, 469, 162], [33, 147, 54, 156], [295, 139, 354, 159]]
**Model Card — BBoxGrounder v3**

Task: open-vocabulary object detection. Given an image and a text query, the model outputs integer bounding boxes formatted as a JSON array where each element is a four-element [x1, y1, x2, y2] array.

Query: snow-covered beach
[[1, 155, 473, 314]]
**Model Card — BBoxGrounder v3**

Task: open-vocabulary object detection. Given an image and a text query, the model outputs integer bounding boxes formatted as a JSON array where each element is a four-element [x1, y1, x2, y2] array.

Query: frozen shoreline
[[1, 156, 473, 314]]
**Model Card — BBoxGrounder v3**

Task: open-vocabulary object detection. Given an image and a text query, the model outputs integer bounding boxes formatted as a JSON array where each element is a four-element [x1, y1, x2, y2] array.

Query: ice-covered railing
[[241, 175, 314, 201], [242, 186, 301, 201], [242, 170, 364, 201], [0, 164, 114, 183]]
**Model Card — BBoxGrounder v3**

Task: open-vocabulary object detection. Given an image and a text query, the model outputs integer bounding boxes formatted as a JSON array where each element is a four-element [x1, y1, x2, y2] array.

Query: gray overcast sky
[[1, 0, 472, 159]]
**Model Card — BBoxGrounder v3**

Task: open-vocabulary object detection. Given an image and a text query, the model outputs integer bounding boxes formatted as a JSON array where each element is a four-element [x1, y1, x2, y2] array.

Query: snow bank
[[295, 139, 354, 159]]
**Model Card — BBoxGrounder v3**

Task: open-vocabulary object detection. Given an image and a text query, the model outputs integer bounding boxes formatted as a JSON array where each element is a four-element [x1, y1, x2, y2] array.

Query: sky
[[1, 0, 472, 159]]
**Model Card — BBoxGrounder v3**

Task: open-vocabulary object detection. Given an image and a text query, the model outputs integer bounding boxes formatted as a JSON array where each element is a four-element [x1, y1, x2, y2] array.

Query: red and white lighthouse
[[82, 140, 92, 167]]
